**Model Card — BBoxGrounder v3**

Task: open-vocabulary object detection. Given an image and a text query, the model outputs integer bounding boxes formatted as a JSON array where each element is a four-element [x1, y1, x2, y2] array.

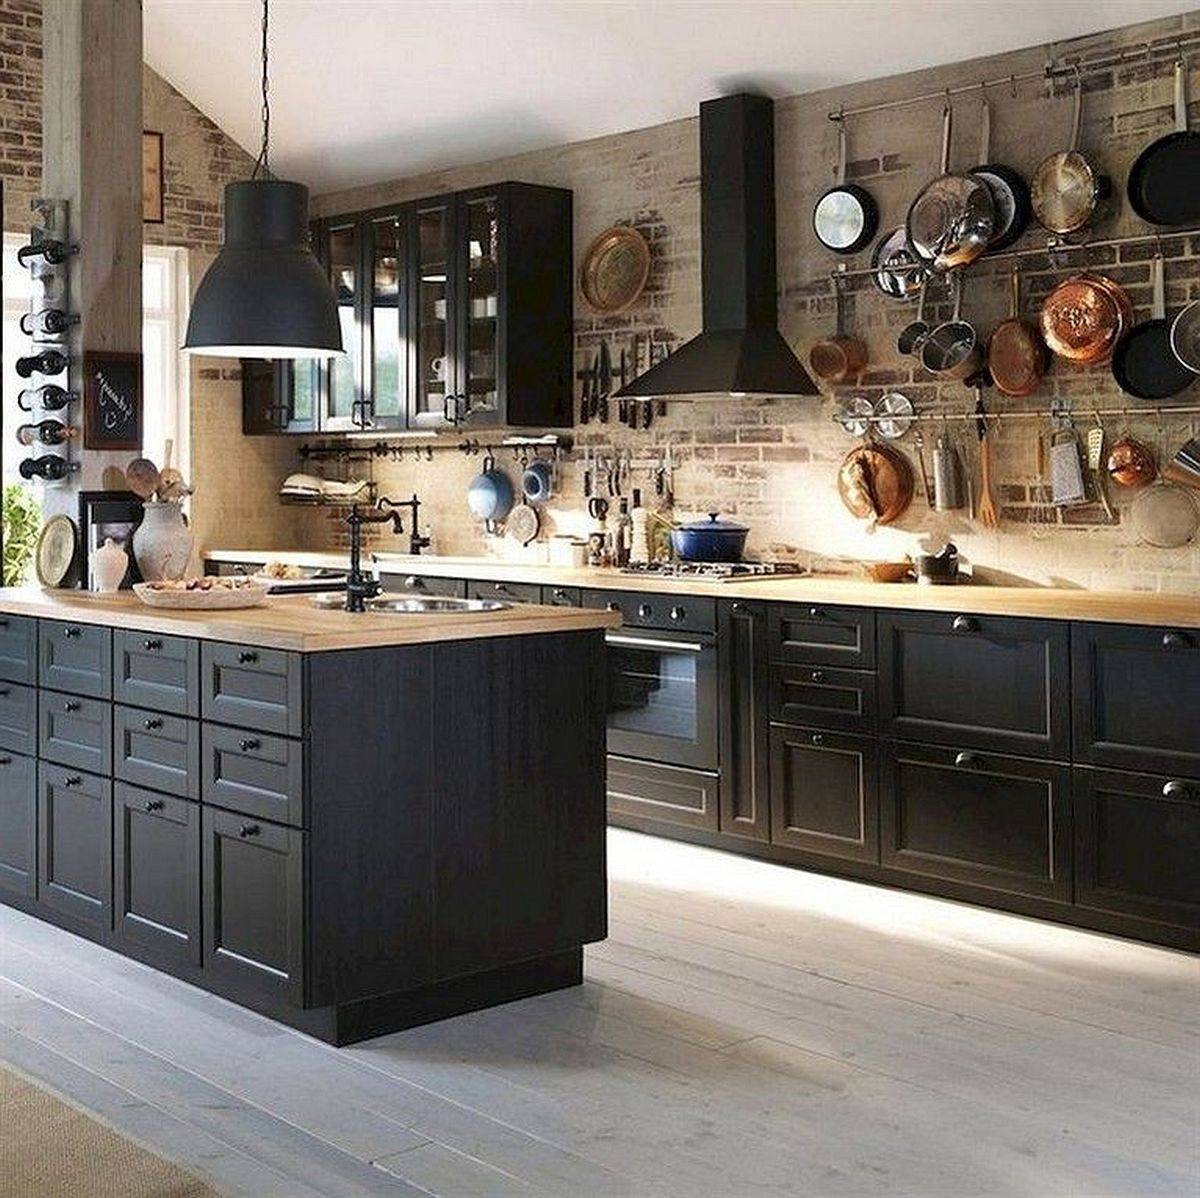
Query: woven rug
[[0, 1063, 220, 1198]]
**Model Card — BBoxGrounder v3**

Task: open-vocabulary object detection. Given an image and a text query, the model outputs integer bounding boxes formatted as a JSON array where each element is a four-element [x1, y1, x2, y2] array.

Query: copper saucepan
[[1040, 273, 1131, 365], [987, 266, 1048, 397], [809, 276, 867, 384]]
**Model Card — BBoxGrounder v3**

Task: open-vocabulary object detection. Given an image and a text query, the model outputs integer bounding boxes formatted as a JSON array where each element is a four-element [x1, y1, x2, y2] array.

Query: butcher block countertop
[[0, 587, 619, 653], [204, 549, 1200, 631]]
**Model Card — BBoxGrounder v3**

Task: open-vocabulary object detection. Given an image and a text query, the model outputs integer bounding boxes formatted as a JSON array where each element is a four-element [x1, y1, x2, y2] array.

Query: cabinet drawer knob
[[239, 822, 260, 838], [144, 799, 165, 812], [403, 576, 425, 590], [239, 737, 261, 752], [952, 615, 978, 633], [638, 603, 652, 618], [0, 756, 11, 766], [808, 607, 823, 619], [730, 602, 745, 614], [606, 602, 620, 612], [0, 688, 9, 697], [63, 626, 82, 639], [64, 700, 81, 712], [236, 650, 259, 664], [669, 606, 685, 622], [810, 733, 824, 745], [954, 751, 981, 769], [811, 670, 825, 683], [1162, 780, 1192, 800], [64, 775, 82, 787], [1162, 630, 1193, 650], [144, 717, 163, 730], [143, 638, 162, 651]]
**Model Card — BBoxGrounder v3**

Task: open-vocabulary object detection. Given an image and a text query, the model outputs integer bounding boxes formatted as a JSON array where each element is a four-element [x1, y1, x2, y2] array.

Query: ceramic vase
[[132, 500, 193, 582], [90, 537, 128, 592]]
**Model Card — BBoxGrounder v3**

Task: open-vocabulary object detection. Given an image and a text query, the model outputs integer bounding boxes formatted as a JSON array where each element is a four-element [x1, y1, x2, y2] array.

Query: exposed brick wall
[[0, 0, 41, 231], [312, 9, 1200, 592]]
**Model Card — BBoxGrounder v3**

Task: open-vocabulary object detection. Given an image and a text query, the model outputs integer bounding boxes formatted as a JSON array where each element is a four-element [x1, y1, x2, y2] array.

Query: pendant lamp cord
[[251, 0, 271, 178]]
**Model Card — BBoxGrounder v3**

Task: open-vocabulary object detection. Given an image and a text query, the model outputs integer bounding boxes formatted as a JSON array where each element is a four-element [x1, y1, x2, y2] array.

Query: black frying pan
[[1128, 61, 1200, 227], [970, 98, 1031, 253], [1111, 254, 1196, 400], [813, 120, 878, 255]]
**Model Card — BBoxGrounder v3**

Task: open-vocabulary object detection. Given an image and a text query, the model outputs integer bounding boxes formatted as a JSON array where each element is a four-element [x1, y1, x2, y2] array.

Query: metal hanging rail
[[835, 403, 1200, 428], [827, 29, 1200, 122]]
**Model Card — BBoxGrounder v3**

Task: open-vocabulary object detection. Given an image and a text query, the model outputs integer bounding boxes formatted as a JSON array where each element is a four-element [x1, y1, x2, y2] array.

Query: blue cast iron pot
[[669, 512, 749, 563], [467, 455, 514, 524]]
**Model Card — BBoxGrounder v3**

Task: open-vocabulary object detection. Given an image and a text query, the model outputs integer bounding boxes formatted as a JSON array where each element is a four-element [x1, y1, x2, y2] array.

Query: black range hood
[[616, 92, 819, 400]]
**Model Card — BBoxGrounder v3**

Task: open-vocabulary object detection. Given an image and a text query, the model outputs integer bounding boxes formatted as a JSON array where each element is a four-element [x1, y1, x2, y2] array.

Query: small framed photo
[[78, 490, 144, 591], [83, 350, 142, 450], [143, 131, 164, 224]]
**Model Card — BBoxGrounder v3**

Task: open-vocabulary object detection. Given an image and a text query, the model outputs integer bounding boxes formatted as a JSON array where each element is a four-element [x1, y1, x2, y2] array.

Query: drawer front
[[38, 763, 113, 929], [467, 578, 542, 605], [1073, 767, 1200, 931], [202, 724, 304, 827], [541, 585, 581, 608], [606, 754, 719, 831], [0, 615, 36, 684], [880, 741, 1071, 901], [114, 783, 201, 966], [770, 725, 878, 863], [39, 620, 112, 699], [769, 663, 877, 734], [0, 682, 37, 757], [113, 630, 199, 718], [767, 603, 876, 669], [39, 692, 112, 776], [202, 643, 302, 736], [382, 573, 467, 599], [583, 589, 717, 635], [878, 611, 1070, 760], [113, 706, 200, 800], [0, 751, 36, 898], [1072, 623, 1200, 780]]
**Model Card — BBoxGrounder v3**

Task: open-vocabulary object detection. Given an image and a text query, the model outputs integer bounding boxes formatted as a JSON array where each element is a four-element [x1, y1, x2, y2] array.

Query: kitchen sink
[[310, 593, 509, 614]]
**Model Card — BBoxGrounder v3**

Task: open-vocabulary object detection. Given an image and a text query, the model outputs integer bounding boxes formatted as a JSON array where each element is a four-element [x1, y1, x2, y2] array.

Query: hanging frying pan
[[1040, 274, 1128, 364], [871, 226, 926, 298], [1170, 297, 1200, 373], [1030, 75, 1111, 235], [813, 119, 879, 254], [1111, 254, 1197, 400], [1128, 60, 1200, 227], [969, 96, 1031, 253], [987, 266, 1047, 397], [809, 275, 868, 383]]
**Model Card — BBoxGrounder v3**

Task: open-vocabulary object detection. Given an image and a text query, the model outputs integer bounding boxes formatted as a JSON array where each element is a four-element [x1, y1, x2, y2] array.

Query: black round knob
[[404, 576, 425, 590], [554, 589, 568, 600], [1162, 631, 1192, 650], [731, 602, 744, 614], [811, 733, 824, 745], [143, 638, 162, 651], [237, 650, 258, 664], [239, 823, 261, 838], [607, 602, 620, 612], [638, 604, 652, 618], [64, 775, 82, 787], [1162, 780, 1191, 800], [144, 717, 163, 730], [809, 607, 823, 619], [670, 606, 685, 621], [144, 799, 164, 812], [239, 738, 261, 752], [0, 688, 9, 697], [0, 756, 11, 766], [952, 615, 978, 633], [954, 751, 981, 768], [64, 626, 82, 639], [64, 700, 81, 712], [811, 670, 825, 683]]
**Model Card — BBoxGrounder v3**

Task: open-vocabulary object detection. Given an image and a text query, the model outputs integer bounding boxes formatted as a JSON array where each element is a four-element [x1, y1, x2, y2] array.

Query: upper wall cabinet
[[242, 182, 573, 435]]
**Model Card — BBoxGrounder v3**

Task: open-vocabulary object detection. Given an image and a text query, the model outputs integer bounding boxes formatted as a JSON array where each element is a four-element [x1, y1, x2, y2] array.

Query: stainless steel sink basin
[[310, 593, 509, 614]]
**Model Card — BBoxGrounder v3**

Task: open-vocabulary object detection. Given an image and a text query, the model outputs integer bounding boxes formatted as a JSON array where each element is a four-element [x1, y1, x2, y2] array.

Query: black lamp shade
[[182, 179, 343, 359]]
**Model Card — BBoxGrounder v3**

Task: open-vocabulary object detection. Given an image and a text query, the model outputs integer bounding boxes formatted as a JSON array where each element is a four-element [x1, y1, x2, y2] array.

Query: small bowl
[[864, 561, 914, 584]]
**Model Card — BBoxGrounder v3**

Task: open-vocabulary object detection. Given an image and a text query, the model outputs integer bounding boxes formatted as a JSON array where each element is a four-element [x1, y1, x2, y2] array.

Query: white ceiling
[[144, 0, 1194, 196]]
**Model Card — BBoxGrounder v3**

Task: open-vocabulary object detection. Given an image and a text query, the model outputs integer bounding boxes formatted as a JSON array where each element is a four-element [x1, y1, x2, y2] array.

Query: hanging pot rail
[[826, 30, 1200, 123], [298, 432, 572, 463], [833, 402, 1200, 428]]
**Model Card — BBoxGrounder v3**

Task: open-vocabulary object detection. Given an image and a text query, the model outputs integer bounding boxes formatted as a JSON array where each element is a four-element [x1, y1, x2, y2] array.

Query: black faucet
[[343, 495, 430, 612], [377, 494, 431, 557]]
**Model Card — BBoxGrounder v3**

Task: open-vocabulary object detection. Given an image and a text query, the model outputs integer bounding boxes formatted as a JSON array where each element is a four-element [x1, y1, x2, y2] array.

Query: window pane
[[142, 258, 166, 311]]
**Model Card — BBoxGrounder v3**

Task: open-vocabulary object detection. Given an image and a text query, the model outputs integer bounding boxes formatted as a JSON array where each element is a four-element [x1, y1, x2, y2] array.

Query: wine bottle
[[18, 454, 78, 482], [15, 420, 77, 447], [16, 239, 75, 268], [15, 349, 69, 378], [20, 308, 79, 337], [17, 384, 76, 412]]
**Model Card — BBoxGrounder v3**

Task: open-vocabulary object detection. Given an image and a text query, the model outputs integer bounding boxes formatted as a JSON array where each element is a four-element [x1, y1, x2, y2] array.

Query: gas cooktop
[[618, 561, 805, 582]]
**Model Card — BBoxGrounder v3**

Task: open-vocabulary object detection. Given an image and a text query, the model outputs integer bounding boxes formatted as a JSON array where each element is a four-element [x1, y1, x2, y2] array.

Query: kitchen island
[[0, 588, 618, 1044]]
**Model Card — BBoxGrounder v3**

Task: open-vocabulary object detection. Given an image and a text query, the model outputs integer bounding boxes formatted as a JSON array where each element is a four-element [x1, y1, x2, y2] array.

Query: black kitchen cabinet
[[606, 754, 720, 831], [0, 682, 37, 758], [202, 805, 305, 1005], [37, 763, 112, 929], [113, 629, 200, 718], [201, 643, 303, 737], [1072, 623, 1200, 780], [39, 691, 112, 777], [718, 600, 770, 841], [1073, 767, 1199, 932], [878, 611, 1070, 760], [468, 578, 541, 605], [880, 741, 1071, 901], [767, 603, 876, 669], [113, 705, 200, 800], [202, 724, 304, 827], [241, 359, 318, 435], [113, 783, 201, 967], [542, 586, 581, 608], [381, 572, 467, 599], [770, 662, 877, 735], [770, 725, 878, 862], [39, 621, 112, 700], [0, 751, 36, 899], [0, 615, 36, 685]]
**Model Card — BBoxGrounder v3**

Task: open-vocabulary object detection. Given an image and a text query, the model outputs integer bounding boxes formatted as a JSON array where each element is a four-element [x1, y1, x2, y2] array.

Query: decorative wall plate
[[579, 226, 651, 314], [34, 515, 76, 587]]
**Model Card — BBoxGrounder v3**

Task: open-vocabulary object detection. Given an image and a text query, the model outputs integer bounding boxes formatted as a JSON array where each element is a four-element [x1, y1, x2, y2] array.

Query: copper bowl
[[1040, 274, 1130, 364], [1106, 434, 1157, 489]]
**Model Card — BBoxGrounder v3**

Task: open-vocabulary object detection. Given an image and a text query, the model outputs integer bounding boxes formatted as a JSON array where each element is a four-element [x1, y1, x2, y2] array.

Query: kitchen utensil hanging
[[1132, 476, 1198, 547], [1127, 59, 1200, 227], [920, 273, 981, 380], [969, 95, 1032, 252], [871, 226, 927, 298], [1030, 73, 1111, 234], [874, 392, 915, 440], [897, 278, 931, 357], [1106, 431, 1158, 488], [579, 226, 651, 315], [906, 101, 995, 271], [1049, 415, 1088, 507], [506, 502, 541, 546], [1040, 273, 1129, 364], [836, 396, 875, 437], [932, 432, 965, 511], [1085, 414, 1117, 522], [988, 266, 1048, 397], [809, 275, 868, 383], [813, 118, 879, 254], [1170, 294, 1200, 373], [837, 443, 913, 527], [974, 391, 999, 530], [1110, 253, 1196, 400]]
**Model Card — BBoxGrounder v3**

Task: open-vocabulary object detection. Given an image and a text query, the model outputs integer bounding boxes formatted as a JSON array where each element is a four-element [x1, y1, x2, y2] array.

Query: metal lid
[[680, 512, 748, 532]]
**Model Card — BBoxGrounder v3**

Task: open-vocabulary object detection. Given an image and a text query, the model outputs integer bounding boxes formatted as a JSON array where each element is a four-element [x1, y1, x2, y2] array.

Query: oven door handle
[[605, 634, 708, 653]]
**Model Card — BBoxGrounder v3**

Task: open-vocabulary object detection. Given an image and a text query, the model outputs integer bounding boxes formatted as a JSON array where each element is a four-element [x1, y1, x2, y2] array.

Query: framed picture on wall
[[143, 130, 164, 224], [78, 491, 144, 591], [83, 350, 143, 450]]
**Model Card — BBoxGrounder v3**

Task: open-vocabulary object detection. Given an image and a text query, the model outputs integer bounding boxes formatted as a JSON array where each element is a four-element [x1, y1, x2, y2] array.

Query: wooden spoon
[[126, 457, 161, 500], [159, 437, 186, 500]]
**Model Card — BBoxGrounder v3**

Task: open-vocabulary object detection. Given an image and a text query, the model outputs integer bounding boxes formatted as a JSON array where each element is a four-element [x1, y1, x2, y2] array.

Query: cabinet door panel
[[0, 751, 36, 898], [769, 725, 878, 862], [0, 681, 37, 757], [201, 643, 303, 736], [0, 615, 36, 685], [880, 742, 1071, 901], [718, 601, 769, 841], [767, 604, 875, 669], [39, 621, 112, 699], [39, 691, 112, 776], [770, 663, 876, 734], [606, 755, 719, 831], [38, 764, 112, 929], [542, 586, 581, 608], [410, 199, 454, 428], [365, 210, 407, 428], [113, 706, 200, 800], [457, 192, 502, 426], [113, 783, 200, 966], [879, 612, 1069, 759], [113, 629, 199, 717], [381, 573, 466, 599], [324, 219, 364, 430], [467, 579, 541, 605], [202, 724, 304, 827]]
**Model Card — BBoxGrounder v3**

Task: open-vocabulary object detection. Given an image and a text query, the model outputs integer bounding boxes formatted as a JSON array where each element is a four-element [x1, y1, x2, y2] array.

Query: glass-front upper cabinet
[[323, 219, 363, 430], [365, 211, 406, 429], [457, 193, 500, 426], [410, 198, 454, 428]]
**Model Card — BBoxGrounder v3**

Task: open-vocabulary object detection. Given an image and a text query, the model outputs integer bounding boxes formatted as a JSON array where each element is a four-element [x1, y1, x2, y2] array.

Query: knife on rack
[[598, 340, 612, 424]]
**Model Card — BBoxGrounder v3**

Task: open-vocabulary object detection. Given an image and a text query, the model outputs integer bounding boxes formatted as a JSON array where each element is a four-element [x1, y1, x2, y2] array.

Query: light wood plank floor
[[1, 828, 1196, 1197]]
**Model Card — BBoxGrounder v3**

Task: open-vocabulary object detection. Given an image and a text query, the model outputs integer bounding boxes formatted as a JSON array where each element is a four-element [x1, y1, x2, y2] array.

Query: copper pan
[[987, 267, 1048, 397], [809, 277, 867, 384], [1040, 273, 1130, 364]]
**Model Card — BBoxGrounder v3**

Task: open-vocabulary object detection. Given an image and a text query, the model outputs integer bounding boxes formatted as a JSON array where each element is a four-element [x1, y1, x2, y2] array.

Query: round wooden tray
[[579, 225, 651, 314], [133, 581, 267, 610]]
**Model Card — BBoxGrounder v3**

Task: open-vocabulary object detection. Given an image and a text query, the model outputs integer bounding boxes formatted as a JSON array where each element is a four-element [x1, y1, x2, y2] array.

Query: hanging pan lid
[[813, 119, 879, 254]]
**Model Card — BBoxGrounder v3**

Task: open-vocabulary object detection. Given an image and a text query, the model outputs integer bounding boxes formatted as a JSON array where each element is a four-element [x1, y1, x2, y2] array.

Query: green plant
[[3, 483, 42, 586]]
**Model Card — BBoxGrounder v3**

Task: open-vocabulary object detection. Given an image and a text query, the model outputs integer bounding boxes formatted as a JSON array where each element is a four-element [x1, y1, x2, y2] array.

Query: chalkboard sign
[[83, 350, 142, 450]]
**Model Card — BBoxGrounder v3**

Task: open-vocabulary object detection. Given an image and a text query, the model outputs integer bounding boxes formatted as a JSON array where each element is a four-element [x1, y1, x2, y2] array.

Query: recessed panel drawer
[[202, 643, 303, 736], [113, 630, 199, 718], [0, 751, 36, 899], [39, 692, 112, 776], [0, 615, 36, 685], [767, 604, 876, 669], [113, 705, 200, 800], [468, 579, 542, 605], [39, 620, 112, 699], [202, 724, 304, 827], [605, 754, 719, 831], [769, 663, 876, 734], [381, 573, 467, 599], [0, 682, 37, 757], [38, 762, 112, 929], [542, 585, 581, 607]]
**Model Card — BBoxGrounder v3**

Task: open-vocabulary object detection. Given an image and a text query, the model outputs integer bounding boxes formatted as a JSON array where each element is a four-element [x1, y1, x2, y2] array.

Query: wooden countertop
[[0, 587, 619, 653], [205, 548, 1200, 630]]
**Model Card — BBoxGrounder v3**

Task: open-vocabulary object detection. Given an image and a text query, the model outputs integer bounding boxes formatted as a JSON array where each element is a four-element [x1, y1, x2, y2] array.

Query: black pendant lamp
[[183, 0, 342, 359]]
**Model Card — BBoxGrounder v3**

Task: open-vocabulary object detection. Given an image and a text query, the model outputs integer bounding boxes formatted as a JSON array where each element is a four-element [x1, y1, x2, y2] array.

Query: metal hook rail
[[298, 433, 572, 463], [835, 402, 1200, 428]]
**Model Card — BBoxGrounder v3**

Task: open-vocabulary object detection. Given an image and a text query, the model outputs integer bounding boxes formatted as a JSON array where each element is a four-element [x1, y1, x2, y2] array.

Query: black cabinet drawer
[[202, 643, 303, 736], [0, 615, 36, 684], [767, 603, 876, 669], [113, 706, 200, 800], [606, 754, 719, 831], [878, 611, 1070, 760], [769, 663, 876, 734], [37, 763, 112, 929], [769, 725, 878, 863], [39, 620, 112, 699], [1073, 767, 1200, 933], [1072, 623, 1200, 780], [0, 751, 36, 899], [468, 579, 542, 605], [880, 741, 1071, 901], [202, 805, 304, 1005], [583, 590, 717, 634], [381, 573, 467, 599], [39, 691, 112, 776], [113, 629, 199, 718], [0, 682, 37, 757], [542, 585, 581, 607], [202, 724, 304, 827], [113, 783, 201, 967]]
